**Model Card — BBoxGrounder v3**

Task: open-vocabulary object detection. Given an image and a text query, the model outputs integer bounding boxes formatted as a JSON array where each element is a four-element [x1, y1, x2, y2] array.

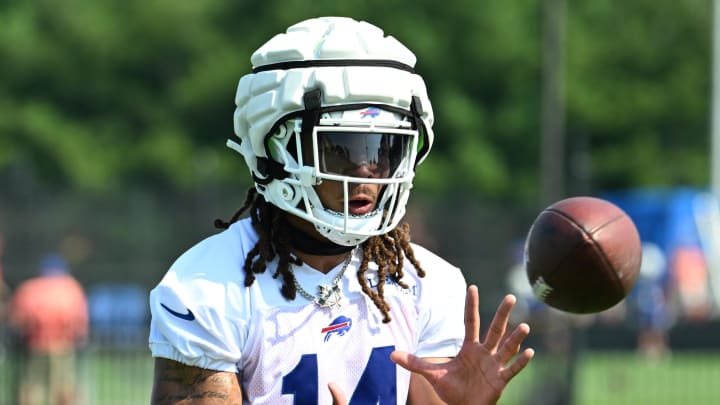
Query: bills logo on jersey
[[359, 107, 381, 118], [321, 316, 352, 342]]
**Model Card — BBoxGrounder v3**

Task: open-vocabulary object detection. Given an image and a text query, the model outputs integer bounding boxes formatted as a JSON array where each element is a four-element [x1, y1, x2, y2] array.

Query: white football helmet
[[229, 17, 435, 246]]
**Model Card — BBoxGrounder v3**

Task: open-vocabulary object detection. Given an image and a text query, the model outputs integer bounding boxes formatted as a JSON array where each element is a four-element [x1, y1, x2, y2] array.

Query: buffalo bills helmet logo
[[359, 107, 381, 118], [321, 316, 352, 342]]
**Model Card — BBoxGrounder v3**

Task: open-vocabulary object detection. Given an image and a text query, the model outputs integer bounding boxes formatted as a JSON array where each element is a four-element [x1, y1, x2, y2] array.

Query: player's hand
[[328, 382, 347, 405], [390, 285, 534, 405]]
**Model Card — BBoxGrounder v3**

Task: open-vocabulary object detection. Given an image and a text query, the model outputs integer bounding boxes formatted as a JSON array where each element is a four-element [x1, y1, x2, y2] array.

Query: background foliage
[[2, 0, 712, 195]]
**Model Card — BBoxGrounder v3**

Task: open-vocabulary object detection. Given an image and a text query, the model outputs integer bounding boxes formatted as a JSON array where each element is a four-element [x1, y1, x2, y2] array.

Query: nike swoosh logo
[[160, 303, 195, 321]]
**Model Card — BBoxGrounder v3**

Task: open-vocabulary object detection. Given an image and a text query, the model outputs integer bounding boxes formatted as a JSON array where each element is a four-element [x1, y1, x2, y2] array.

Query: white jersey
[[149, 218, 467, 404]]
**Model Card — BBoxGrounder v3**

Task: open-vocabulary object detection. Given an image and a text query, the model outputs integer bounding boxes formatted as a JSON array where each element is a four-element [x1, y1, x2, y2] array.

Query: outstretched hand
[[391, 285, 534, 405]]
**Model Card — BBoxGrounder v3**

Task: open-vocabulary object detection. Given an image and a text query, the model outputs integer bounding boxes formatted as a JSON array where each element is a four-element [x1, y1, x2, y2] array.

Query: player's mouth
[[348, 195, 375, 215]]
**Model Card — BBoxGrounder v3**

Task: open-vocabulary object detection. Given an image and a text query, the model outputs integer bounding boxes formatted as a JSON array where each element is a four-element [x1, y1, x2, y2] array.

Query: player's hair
[[214, 187, 425, 323]]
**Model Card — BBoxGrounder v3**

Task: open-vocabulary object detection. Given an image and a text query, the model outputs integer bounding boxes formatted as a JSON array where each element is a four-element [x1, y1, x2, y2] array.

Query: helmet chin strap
[[287, 222, 356, 256]]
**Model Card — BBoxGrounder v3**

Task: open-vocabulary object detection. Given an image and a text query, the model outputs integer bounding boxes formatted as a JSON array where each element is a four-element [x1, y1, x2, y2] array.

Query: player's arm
[[150, 358, 243, 405]]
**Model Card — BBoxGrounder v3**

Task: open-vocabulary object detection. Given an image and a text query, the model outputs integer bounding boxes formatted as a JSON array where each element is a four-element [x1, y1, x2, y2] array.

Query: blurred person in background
[[149, 16, 534, 405], [9, 254, 89, 405], [633, 242, 674, 359]]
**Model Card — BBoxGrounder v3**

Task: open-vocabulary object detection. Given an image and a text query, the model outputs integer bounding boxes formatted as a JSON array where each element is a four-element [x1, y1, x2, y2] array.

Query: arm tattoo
[[151, 358, 243, 405]]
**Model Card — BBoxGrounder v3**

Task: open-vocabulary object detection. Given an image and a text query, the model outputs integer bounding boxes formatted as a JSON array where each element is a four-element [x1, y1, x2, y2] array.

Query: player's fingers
[[500, 348, 535, 383], [328, 382, 348, 405], [464, 285, 480, 344], [496, 323, 530, 365], [483, 294, 516, 350]]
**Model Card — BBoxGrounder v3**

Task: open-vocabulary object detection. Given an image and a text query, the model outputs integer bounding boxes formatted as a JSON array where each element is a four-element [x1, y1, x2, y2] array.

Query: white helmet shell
[[229, 17, 435, 245]]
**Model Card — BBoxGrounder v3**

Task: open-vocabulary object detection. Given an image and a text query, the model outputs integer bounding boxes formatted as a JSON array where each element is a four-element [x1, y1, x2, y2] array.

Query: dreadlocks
[[214, 187, 425, 323]]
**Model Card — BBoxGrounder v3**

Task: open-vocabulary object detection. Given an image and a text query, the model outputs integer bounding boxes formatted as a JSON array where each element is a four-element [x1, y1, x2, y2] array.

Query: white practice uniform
[[149, 217, 467, 404]]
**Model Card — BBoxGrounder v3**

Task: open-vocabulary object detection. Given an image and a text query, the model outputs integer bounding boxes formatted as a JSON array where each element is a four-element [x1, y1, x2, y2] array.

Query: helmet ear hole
[[266, 181, 301, 206], [272, 123, 288, 139]]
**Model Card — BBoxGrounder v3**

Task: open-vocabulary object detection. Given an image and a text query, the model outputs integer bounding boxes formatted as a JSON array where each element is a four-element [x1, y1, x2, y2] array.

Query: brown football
[[524, 196, 642, 313]]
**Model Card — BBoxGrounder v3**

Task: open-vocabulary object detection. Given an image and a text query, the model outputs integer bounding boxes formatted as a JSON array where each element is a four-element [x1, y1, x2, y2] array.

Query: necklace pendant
[[291, 247, 355, 310], [317, 284, 343, 309]]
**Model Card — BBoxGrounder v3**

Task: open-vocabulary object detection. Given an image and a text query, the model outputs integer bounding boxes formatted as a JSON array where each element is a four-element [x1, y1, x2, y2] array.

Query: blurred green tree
[[0, 0, 712, 203], [566, 0, 711, 190]]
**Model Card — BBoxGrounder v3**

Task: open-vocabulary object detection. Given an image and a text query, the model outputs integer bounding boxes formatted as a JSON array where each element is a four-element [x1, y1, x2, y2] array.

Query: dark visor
[[316, 132, 412, 179]]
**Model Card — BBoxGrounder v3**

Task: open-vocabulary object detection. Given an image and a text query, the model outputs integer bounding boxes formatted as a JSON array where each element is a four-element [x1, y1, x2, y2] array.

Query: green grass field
[[500, 351, 720, 405], [80, 348, 155, 405], [0, 347, 154, 405], [2, 349, 719, 404], [575, 352, 720, 405]]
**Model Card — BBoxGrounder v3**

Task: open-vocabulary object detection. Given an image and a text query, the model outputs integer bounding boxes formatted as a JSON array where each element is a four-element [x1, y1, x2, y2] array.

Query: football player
[[149, 16, 534, 404]]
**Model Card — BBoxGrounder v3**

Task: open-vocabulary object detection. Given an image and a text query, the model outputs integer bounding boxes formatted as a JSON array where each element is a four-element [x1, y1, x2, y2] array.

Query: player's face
[[300, 131, 400, 216]]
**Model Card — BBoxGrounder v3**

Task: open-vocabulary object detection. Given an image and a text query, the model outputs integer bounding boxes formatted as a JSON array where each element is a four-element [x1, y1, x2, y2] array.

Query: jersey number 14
[[282, 345, 396, 404]]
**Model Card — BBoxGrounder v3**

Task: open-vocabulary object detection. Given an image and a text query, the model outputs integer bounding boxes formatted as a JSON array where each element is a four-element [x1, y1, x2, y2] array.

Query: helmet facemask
[[252, 107, 420, 246]]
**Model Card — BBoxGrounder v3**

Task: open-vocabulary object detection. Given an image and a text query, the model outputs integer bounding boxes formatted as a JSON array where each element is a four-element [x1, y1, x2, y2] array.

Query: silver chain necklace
[[292, 248, 356, 309]]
